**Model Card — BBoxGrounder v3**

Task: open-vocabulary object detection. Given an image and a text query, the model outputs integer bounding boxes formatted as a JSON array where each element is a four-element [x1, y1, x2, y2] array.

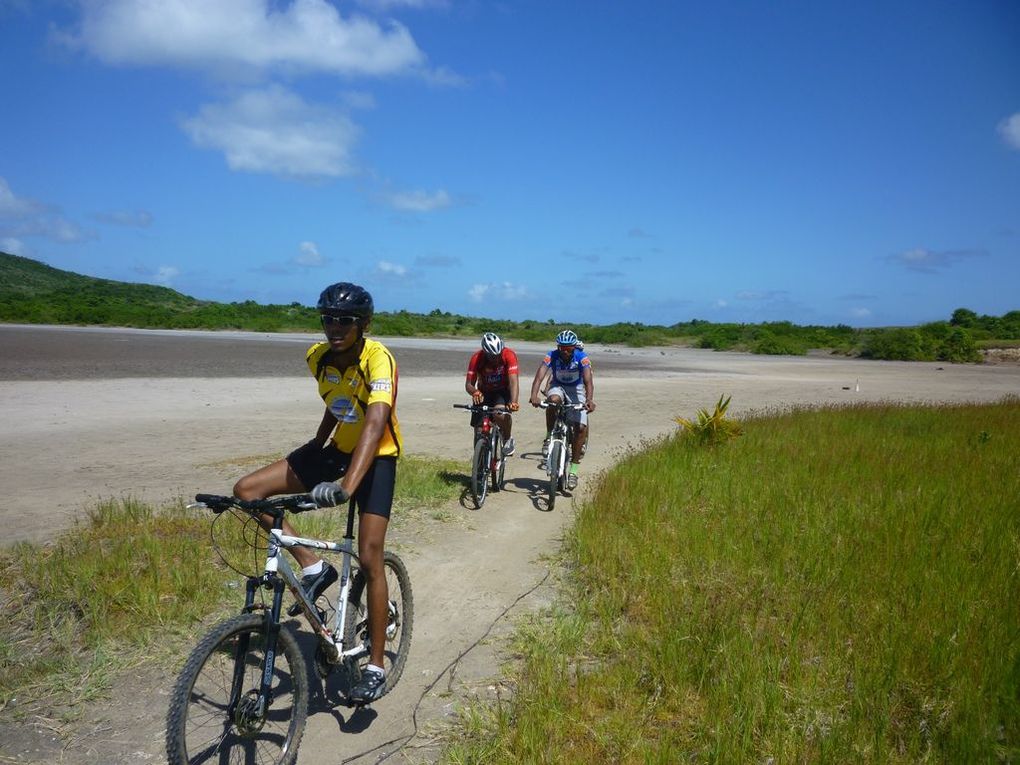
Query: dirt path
[[1, 329, 1017, 763]]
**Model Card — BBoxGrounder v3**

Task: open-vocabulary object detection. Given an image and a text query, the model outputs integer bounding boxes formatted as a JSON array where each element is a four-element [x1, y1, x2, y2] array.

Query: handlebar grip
[[194, 493, 233, 513]]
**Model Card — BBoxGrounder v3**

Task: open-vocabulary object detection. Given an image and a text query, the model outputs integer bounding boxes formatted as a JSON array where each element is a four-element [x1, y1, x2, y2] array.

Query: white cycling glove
[[311, 481, 349, 507]]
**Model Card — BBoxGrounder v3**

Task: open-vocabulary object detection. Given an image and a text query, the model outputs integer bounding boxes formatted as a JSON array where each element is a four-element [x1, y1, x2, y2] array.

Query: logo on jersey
[[328, 397, 361, 423], [326, 373, 341, 384], [370, 377, 393, 393]]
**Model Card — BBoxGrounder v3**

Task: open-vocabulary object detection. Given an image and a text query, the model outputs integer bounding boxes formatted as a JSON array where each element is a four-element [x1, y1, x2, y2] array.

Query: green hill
[[1, 251, 1015, 361], [0, 252, 316, 331]]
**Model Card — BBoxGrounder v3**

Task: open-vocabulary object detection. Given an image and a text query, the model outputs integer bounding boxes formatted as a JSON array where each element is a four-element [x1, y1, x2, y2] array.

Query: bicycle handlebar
[[191, 493, 319, 517], [453, 403, 511, 413], [538, 402, 587, 410]]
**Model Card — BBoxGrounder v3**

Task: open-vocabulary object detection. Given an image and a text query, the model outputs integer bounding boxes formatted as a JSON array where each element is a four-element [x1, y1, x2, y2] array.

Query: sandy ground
[[1, 326, 1018, 763]]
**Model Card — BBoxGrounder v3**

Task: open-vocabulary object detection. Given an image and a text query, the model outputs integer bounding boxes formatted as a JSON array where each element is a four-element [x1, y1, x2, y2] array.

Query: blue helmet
[[556, 329, 578, 346]]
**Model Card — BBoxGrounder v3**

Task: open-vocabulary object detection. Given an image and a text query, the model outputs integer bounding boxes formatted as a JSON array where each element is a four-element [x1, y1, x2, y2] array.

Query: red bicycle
[[453, 403, 509, 508]]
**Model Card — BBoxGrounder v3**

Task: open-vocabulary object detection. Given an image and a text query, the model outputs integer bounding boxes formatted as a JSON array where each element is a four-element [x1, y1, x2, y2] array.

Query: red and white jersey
[[465, 348, 519, 393]]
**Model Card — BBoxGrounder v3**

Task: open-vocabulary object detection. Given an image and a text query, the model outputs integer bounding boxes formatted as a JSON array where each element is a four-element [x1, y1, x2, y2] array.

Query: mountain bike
[[540, 402, 586, 510], [165, 492, 413, 765], [453, 403, 509, 508]]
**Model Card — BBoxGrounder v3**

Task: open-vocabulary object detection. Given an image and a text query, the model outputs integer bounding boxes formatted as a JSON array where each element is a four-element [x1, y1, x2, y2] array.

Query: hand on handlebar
[[529, 393, 541, 408], [586, 400, 596, 412], [311, 481, 349, 507], [472, 390, 484, 405], [509, 401, 520, 412]]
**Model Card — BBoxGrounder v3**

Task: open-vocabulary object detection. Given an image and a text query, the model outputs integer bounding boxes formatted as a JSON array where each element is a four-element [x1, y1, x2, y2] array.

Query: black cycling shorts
[[472, 389, 511, 427], [286, 441, 396, 519]]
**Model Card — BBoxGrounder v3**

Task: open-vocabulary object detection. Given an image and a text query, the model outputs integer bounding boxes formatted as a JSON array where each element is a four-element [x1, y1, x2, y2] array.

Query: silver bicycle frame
[[265, 529, 369, 663]]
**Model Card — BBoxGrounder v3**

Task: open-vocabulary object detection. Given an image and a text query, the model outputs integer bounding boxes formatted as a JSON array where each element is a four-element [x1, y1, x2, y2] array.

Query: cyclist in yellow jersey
[[233, 281, 400, 703]]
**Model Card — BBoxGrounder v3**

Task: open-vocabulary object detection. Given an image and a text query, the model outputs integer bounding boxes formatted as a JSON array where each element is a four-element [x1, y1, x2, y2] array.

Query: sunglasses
[[557, 344, 576, 352], [320, 314, 360, 328]]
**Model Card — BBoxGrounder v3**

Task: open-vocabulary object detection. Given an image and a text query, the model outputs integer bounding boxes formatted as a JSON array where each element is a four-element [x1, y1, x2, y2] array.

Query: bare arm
[[583, 366, 596, 411], [313, 408, 338, 446], [509, 372, 520, 409], [529, 362, 548, 406], [338, 401, 389, 496]]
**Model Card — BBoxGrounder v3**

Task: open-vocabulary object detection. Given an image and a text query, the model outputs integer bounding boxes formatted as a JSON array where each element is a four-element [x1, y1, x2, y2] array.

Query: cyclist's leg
[[485, 390, 512, 439], [563, 388, 588, 485], [354, 457, 396, 672], [545, 386, 565, 433], [233, 456, 320, 569]]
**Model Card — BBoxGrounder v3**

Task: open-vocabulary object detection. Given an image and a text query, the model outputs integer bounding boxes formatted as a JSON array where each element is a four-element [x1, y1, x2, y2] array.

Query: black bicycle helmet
[[317, 282, 374, 319]]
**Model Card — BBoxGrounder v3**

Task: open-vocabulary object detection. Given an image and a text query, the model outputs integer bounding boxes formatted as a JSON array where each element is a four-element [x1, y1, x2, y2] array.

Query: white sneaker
[[503, 437, 516, 457], [541, 437, 550, 457]]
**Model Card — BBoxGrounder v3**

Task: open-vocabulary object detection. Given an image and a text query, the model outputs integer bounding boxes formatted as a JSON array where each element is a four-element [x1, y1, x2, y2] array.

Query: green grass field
[[0, 454, 464, 718], [443, 399, 1019, 764]]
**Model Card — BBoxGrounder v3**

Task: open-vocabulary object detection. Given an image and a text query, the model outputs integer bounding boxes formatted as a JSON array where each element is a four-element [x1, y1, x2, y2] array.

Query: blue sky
[[1, 0, 1018, 328]]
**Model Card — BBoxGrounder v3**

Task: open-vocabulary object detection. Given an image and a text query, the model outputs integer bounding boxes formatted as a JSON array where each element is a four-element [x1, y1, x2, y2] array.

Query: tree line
[[2, 252, 1016, 362]]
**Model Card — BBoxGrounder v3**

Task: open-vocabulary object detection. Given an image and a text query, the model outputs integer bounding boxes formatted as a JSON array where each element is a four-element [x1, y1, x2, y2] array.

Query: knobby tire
[[166, 612, 308, 765], [491, 429, 504, 493], [470, 437, 490, 508], [343, 551, 415, 699], [546, 441, 563, 510]]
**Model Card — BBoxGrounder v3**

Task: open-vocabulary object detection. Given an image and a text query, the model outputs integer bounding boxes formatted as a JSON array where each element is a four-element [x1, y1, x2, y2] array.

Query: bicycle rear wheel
[[343, 551, 415, 699], [166, 613, 307, 765], [546, 440, 562, 510], [470, 437, 490, 508]]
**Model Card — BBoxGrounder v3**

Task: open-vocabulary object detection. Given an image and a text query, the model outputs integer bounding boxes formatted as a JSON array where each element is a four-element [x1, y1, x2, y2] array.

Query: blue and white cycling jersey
[[542, 348, 592, 391]]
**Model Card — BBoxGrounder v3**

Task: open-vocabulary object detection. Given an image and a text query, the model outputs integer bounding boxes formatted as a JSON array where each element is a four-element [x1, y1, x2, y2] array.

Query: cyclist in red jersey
[[464, 332, 520, 456]]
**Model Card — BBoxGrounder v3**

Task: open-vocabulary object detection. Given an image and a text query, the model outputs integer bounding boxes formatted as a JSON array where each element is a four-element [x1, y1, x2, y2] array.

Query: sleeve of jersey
[[505, 349, 519, 374], [465, 350, 480, 379], [365, 345, 397, 406], [306, 343, 327, 376], [542, 353, 553, 367]]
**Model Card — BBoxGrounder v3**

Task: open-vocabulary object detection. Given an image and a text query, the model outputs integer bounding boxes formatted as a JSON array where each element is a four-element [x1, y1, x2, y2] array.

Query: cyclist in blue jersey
[[528, 329, 595, 489]]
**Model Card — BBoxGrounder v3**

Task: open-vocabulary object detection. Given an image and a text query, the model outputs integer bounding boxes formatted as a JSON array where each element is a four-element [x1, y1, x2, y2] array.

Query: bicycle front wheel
[[470, 437, 490, 508], [343, 551, 415, 699], [166, 613, 308, 765], [491, 430, 505, 492], [546, 440, 562, 509]]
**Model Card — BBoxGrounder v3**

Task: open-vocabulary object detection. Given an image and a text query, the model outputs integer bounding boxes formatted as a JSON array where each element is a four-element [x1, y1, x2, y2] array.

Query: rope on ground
[[342, 567, 553, 764]]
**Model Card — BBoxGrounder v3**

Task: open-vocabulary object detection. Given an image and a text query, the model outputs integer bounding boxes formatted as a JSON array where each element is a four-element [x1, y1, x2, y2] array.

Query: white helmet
[[481, 332, 504, 355]]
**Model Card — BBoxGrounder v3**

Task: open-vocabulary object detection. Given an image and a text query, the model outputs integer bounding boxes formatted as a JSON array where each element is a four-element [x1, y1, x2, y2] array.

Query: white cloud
[[65, 0, 425, 77], [468, 281, 529, 302], [356, 0, 451, 11], [1, 237, 26, 255], [887, 247, 986, 273], [998, 113, 1020, 150], [383, 188, 451, 212], [295, 241, 325, 267], [850, 307, 872, 319], [181, 85, 360, 178], [376, 260, 408, 277], [0, 177, 93, 243], [341, 90, 378, 111], [0, 177, 45, 218], [154, 265, 180, 286]]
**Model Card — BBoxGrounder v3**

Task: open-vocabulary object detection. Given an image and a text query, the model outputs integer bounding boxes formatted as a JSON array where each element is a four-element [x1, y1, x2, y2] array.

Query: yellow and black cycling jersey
[[305, 338, 403, 457]]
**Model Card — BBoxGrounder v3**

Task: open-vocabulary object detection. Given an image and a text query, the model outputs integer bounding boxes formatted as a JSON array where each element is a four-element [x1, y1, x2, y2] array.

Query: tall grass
[[0, 454, 463, 714], [444, 399, 1019, 763]]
